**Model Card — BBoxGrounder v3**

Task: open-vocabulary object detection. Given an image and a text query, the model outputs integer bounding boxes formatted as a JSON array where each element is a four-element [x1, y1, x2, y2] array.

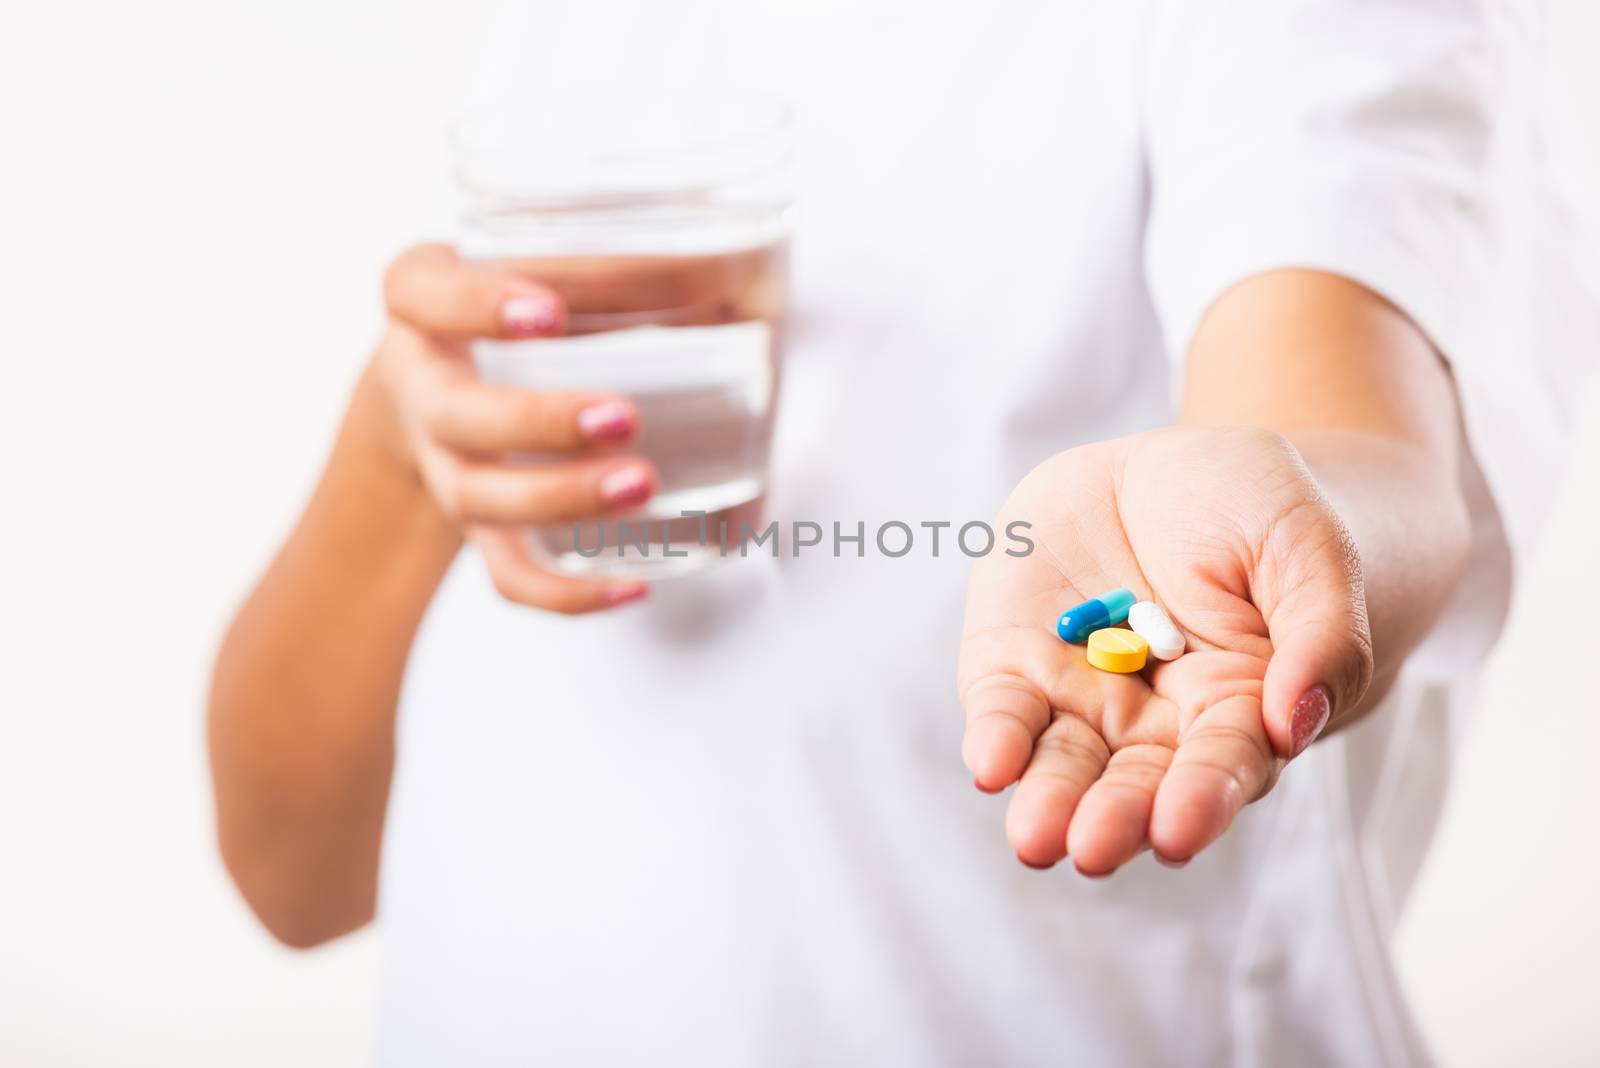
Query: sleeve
[[1141, 0, 1588, 560]]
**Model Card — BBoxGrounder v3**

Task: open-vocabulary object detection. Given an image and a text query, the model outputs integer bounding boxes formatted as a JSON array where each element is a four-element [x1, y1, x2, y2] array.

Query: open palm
[[959, 426, 1373, 874]]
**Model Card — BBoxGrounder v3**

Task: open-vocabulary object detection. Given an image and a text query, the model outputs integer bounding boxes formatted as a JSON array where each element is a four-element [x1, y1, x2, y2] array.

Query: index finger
[[383, 243, 568, 340], [958, 625, 1152, 792]]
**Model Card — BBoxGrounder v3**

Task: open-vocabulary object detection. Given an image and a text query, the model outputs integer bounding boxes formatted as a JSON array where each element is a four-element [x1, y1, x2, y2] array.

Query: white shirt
[[378, 1, 1592, 1064]]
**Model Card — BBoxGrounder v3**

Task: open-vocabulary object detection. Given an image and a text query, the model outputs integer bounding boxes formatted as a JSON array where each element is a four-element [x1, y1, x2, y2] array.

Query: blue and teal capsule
[[1056, 587, 1137, 644]]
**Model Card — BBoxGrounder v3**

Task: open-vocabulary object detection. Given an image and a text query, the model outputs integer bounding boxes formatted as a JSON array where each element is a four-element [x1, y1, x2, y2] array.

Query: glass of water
[[453, 93, 792, 579]]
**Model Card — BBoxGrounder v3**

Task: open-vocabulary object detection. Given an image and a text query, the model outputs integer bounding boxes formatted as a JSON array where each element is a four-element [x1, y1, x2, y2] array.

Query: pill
[[1098, 587, 1136, 624], [1087, 628, 1149, 673], [1056, 587, 1137, 644], [1127, 601, 1185, 661]]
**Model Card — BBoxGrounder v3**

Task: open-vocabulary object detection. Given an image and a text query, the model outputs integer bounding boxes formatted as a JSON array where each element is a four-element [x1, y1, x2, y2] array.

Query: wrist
[[350, 352, 424, 488], [316, 359, 461, 565], [1289, 428, 1469, 697], [1290, 428, 1468, 547]]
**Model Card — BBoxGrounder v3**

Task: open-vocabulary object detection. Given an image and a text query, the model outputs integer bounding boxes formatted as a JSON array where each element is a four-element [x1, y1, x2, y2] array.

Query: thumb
[[384, 243, 567, 340], [1258, 507, 1374, 760]]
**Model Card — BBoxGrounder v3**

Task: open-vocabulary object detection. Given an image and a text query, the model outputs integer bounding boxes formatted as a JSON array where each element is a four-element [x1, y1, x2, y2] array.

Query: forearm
[[1180, 270, 1471, 717], [208, 362, 459, 947]]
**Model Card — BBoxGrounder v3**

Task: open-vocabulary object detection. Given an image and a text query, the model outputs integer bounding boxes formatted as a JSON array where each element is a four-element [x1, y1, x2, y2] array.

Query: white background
[[1, 2, 1596, 1064]]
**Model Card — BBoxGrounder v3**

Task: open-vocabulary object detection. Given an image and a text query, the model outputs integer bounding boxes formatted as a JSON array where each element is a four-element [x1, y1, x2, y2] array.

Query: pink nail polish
[[603, 584, 649, 607], [1290, 685, 1333, 757], [502, 294, 561, 336], [577, 401, 635, 442], [599, 466, 653, 506]]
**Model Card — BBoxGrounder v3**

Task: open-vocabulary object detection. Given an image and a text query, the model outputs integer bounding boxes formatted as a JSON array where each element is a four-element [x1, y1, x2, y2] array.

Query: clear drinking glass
[[453, 93, 793, 578]]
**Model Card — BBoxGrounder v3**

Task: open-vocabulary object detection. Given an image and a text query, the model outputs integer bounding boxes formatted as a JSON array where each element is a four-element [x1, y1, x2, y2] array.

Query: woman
[[210, 0, 1589, 1063]]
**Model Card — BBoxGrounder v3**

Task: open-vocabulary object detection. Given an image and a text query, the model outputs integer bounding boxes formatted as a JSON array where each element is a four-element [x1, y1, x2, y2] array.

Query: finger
[[384, 243, 567, 339], [434, 454, 657, 525], [1006, 714, 1110, 869], [472, 527, 648, 615], [1066, 743, 1173, 876], [1259, 506, 1374, 760], [422, 378, 639, 454], [960, 673, 1051, 793], [1149, 695, 1278, 864], [958, 626, 1154, 747]]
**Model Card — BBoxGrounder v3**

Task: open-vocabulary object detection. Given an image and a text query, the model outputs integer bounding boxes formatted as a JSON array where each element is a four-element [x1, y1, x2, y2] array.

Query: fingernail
[[603, 584, 649, 607], [1290, 684, 1333, 758], [974, 778, 1002, 795], [577, 400, 636, 442], [502, 293, 561, 337], [1017, 854, 1056, 871], [599, 465, 653, 506], [1075, 866, 1113, 881], [1154, 854, 1189, 870]]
